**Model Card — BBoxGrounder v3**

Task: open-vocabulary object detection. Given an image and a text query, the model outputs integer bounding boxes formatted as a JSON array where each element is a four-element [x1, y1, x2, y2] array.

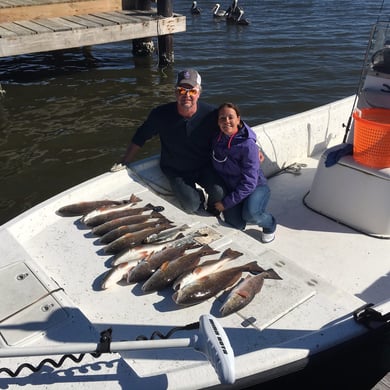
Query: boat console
[[305, 22, 390, 238]]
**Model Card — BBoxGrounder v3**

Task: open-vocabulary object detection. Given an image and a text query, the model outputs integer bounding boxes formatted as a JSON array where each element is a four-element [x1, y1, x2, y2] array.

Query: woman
[[212, 102, 276, 243]]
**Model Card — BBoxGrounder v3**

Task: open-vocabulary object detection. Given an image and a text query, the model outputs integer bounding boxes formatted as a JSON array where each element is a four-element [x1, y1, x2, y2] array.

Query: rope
[[267, 162, 307, 179]]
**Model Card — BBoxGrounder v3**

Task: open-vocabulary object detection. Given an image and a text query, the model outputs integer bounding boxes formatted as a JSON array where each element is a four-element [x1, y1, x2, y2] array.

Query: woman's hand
[[259, 150, 265, 163]]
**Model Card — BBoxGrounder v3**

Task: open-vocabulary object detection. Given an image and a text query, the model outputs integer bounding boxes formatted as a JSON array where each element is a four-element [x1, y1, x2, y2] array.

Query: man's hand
[[110, 162, 127, 172]]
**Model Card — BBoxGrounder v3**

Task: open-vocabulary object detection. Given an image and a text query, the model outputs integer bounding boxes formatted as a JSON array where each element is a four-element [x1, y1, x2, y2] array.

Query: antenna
[[0, 314, 235, 385]]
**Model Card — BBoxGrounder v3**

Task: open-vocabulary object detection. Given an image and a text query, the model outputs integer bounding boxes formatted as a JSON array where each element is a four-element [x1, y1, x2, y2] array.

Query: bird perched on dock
[[225, 0, 250, 25], [212, 3, 226, 19], [191, 1, 201, 15]]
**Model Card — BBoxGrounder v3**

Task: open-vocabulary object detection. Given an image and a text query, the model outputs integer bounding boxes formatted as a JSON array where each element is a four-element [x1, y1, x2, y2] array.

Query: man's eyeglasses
[[176, 86, 199, 96]]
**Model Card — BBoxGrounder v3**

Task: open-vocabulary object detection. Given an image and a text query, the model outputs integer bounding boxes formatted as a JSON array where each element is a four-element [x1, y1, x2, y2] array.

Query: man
[[112, 69, 225, 214]]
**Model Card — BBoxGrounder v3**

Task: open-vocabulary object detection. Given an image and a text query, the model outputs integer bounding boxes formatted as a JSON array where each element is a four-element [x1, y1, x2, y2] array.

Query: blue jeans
[[163, 165, 226, 213], [223, 185, 276, 233]]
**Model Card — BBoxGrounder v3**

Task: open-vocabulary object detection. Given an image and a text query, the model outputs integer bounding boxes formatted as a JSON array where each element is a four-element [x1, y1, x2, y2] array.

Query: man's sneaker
[[261, 231, 275, 243]]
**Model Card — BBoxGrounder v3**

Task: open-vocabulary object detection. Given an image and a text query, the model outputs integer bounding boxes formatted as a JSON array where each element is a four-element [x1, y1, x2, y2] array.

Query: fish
[[172, 248, 243, 291], [219, 269, 282, 317], [82, 203, 164, 227], [100, 260, 139, 289], [91, 211, 166, 236], [172, 261, 267, 306], [56, 194, 141, 217], [99, 218, 171, 244], [126, 241, 202, 284], [143, 224, 190, 243], [142, 245, 219, 293], [104, 222, 175, 254], [110, 231, 204, 266]]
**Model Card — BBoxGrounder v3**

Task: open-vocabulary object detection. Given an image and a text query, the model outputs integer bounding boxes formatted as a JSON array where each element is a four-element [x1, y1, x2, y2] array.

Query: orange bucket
[[353, 108, 390, 169]]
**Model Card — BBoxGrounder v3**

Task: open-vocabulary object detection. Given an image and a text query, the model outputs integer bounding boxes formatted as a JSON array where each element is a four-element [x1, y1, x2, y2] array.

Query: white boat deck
[[0, 97, 389, 389]]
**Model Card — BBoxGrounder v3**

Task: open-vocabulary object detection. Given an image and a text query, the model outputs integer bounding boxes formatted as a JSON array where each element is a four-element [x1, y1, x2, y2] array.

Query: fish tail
[[220, 248, 243, 260], [150, 211, 172, 223], [203, 247, 220, 256]]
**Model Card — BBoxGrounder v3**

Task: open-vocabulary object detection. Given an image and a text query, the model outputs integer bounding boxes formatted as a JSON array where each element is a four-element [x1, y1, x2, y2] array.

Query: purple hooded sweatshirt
[[211, 121, 267, 210]]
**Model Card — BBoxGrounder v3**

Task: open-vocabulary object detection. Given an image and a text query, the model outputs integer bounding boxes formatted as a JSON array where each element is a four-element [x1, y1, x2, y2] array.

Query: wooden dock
[[0, 0, 186, 58]]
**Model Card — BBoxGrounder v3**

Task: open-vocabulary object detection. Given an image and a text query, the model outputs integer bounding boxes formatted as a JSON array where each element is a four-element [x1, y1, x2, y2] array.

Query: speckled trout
[[104, 222, 175, 254], [91, 211, 165, 236], [109, 231, 205, 266], [100, 218, 171, 244], [56, 194, 141, 217], [82, 203, 164, 227]]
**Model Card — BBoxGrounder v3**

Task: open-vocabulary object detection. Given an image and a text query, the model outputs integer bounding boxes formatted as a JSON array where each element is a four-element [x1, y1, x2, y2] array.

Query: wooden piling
[[157, 0, 174, 67], [123, 0, 155, 57]]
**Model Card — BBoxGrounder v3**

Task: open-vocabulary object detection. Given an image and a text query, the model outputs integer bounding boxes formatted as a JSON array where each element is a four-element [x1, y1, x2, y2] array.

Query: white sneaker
[[261, 232, 275, 243]]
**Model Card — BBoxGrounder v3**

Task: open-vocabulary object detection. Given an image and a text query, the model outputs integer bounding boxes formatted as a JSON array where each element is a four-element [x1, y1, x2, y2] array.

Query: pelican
[[225, 0, 250, 25], [212, 3, 226, 18], [191, 1, 201, 15]]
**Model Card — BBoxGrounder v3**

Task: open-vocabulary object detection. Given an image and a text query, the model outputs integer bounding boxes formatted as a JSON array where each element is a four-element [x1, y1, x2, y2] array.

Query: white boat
[[0, 21, 389, 389]]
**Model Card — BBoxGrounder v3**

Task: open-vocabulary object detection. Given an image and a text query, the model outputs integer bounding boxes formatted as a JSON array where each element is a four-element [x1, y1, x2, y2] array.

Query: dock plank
[[0, 12, 186, 57], [0, 25, 17, 36], [62, 14, 111, 27], [35, 16, 86, 31], [0, 20, 35, 34], [14, 19, 54, 33]]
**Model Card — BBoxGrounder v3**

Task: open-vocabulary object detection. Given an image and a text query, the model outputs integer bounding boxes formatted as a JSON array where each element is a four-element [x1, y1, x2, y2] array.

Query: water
[[0, 0, 389, 225]]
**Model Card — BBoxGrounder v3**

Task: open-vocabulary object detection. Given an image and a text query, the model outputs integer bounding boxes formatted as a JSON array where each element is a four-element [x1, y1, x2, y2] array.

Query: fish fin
[[246, 261, 266, 275], [129, 194, 142, 203], [186, 241, 202, 250], [237, 290, 251, 299], [264, 268, 283, 280], [160, 261, 170, 271]]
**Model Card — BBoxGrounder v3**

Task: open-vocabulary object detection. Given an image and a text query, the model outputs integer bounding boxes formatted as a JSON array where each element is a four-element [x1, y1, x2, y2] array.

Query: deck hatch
[[0, 262, 68, 346]]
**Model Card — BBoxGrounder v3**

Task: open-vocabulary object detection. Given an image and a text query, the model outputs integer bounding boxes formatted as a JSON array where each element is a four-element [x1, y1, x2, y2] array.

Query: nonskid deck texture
[[0, 149, 388, 388]]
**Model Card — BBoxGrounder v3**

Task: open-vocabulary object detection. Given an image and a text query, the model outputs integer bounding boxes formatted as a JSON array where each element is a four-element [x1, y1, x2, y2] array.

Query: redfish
[[172, 261, 266, 306], [142, 245, 219, 293], [219, 269, 282, 316], [56, 194, 141, 217], [172, 247, 243, 291], [126, 241, 201, 284]]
